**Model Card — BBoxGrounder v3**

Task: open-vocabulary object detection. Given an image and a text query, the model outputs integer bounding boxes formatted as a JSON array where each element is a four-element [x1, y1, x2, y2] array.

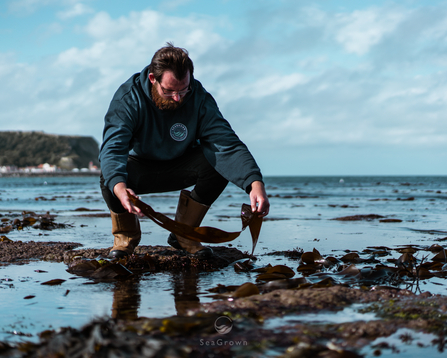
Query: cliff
[[0, 131, 100, 169]]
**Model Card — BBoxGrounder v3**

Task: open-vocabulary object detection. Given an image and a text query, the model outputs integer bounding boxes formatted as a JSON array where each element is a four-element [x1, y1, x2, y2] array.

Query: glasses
[[158, 81, 191, 97]]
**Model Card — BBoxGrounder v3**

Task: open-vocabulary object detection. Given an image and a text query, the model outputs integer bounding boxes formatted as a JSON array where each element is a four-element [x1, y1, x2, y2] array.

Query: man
[[99, 42, 269, 259]]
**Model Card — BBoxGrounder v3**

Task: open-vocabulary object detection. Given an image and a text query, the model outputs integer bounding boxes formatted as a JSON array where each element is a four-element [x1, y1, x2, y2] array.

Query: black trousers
[[100, 146, 229, 213]]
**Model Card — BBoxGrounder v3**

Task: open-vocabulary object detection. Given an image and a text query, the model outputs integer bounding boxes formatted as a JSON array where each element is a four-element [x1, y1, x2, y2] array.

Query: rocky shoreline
[[0, 171, 100, 177]]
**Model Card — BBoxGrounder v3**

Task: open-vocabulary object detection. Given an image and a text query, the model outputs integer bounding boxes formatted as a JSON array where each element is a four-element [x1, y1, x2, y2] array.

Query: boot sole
[[167, 233, 213, 259], [108, 250, 128, 259]]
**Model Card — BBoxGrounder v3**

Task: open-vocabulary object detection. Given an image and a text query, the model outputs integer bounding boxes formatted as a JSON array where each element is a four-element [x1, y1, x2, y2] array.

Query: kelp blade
[[128, 193, 262, 246], [241, 203, 262, 255]]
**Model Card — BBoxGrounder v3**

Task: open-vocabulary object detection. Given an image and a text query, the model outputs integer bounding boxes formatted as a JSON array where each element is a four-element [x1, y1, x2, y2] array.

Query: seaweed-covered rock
[[0, 241, 82, 264], [64, 245, 250, 276]]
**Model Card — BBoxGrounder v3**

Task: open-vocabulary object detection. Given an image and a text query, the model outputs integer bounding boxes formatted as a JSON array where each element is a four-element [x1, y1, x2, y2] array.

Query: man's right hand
[[113, 182, 143, 216]]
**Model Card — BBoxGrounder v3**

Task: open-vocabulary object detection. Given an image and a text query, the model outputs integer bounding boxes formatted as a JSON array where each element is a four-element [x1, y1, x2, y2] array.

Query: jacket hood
[[140, 65, 152, 100]]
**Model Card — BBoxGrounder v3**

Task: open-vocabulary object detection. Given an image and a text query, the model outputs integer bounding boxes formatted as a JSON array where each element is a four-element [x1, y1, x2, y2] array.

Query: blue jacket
[[99, 65, 263, 194]]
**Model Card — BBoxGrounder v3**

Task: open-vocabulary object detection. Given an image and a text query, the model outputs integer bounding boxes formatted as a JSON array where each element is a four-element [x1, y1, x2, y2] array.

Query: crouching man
[[99, 42, 269, 259]]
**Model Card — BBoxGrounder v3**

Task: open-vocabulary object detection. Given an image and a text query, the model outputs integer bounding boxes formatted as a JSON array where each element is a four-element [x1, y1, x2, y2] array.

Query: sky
[[0, 0, 446, 176]]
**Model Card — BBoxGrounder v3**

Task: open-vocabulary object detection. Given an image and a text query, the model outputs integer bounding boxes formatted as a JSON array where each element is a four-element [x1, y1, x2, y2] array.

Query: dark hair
[[149, 42, 194, 82]]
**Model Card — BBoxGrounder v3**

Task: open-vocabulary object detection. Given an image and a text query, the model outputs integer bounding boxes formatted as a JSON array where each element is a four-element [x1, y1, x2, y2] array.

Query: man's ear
[[149, 73, 156, 84]]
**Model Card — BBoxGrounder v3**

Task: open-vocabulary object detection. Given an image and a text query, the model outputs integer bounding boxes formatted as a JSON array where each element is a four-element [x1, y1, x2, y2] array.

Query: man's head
[[148, 42, 194, 110], [149, 42, 194, 83]]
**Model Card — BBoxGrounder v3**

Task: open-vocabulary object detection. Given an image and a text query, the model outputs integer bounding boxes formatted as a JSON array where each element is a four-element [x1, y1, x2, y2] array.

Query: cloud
[[334, 6, 408, 55], [56, 10, 224, 69], [216, 3, 447, 152], [0, 8, 228, 144], [1, 1, 446, 176], [8, 0, 90, 15], [57, 2, 93, 19], [8, 0, 53, 14]]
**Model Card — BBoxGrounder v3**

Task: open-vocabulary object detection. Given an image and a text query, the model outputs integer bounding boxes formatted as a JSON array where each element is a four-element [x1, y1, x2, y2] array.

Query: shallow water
[[263, 303, 379, 328], [360, 328, 444, 357], [1, 175, 446, 348]]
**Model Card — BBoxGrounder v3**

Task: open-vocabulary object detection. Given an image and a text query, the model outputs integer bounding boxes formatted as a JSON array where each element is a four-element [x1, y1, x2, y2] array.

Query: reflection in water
[[111, 277, 141, 320], [110, 271, 201, 319], [171, 272, 200, 316]]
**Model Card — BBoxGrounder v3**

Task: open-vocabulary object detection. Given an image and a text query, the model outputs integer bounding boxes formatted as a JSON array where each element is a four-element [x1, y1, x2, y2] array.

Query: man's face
[[149, 71, 190, 111]]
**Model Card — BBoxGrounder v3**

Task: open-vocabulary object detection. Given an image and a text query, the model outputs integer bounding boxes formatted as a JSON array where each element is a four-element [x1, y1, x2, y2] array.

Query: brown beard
[[151, 84, 184, 111]]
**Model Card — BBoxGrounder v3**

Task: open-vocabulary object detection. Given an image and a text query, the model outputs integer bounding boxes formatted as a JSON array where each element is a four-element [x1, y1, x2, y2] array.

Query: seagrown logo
[[170, 123, 188, 141], [214, 316, 233, 334], [200, 316, 247, 346]]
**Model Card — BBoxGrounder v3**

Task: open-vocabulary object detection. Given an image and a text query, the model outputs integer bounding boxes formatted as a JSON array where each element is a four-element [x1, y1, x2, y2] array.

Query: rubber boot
[[109, 211, 141, 259], [167, 190, 213, 259]]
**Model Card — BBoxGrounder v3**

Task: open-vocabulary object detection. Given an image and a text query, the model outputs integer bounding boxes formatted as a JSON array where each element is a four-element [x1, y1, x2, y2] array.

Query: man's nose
[[172, 93, 181, 102]]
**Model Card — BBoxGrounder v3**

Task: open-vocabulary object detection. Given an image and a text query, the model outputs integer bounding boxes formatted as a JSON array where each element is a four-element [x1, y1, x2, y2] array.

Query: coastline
[[0, 170, 100, 178]]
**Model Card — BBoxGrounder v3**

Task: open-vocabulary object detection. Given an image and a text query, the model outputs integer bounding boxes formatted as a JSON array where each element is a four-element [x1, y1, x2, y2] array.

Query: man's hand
[[113, 182, 143, 216], [249, 181, 270, 218]]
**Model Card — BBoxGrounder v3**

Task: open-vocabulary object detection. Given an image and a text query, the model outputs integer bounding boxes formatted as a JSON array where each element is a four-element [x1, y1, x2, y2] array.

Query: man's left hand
[[249, 181, 270, 218]]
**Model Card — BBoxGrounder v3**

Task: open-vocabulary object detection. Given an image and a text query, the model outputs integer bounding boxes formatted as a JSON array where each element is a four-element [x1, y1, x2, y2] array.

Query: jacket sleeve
[[99, 94, 139, 194], [197, 93, 263, 192]]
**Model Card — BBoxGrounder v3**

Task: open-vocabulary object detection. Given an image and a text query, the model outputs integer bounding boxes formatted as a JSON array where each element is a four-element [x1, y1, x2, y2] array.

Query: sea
[[1, 175, 446, 355]]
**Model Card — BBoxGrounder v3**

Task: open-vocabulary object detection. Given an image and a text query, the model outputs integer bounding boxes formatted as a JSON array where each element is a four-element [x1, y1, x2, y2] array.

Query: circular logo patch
[[170, 123, 188, 141]]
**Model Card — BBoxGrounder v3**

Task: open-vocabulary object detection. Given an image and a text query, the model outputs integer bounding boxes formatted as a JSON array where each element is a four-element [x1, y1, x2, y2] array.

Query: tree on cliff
[[0, 131, 100, 169]]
